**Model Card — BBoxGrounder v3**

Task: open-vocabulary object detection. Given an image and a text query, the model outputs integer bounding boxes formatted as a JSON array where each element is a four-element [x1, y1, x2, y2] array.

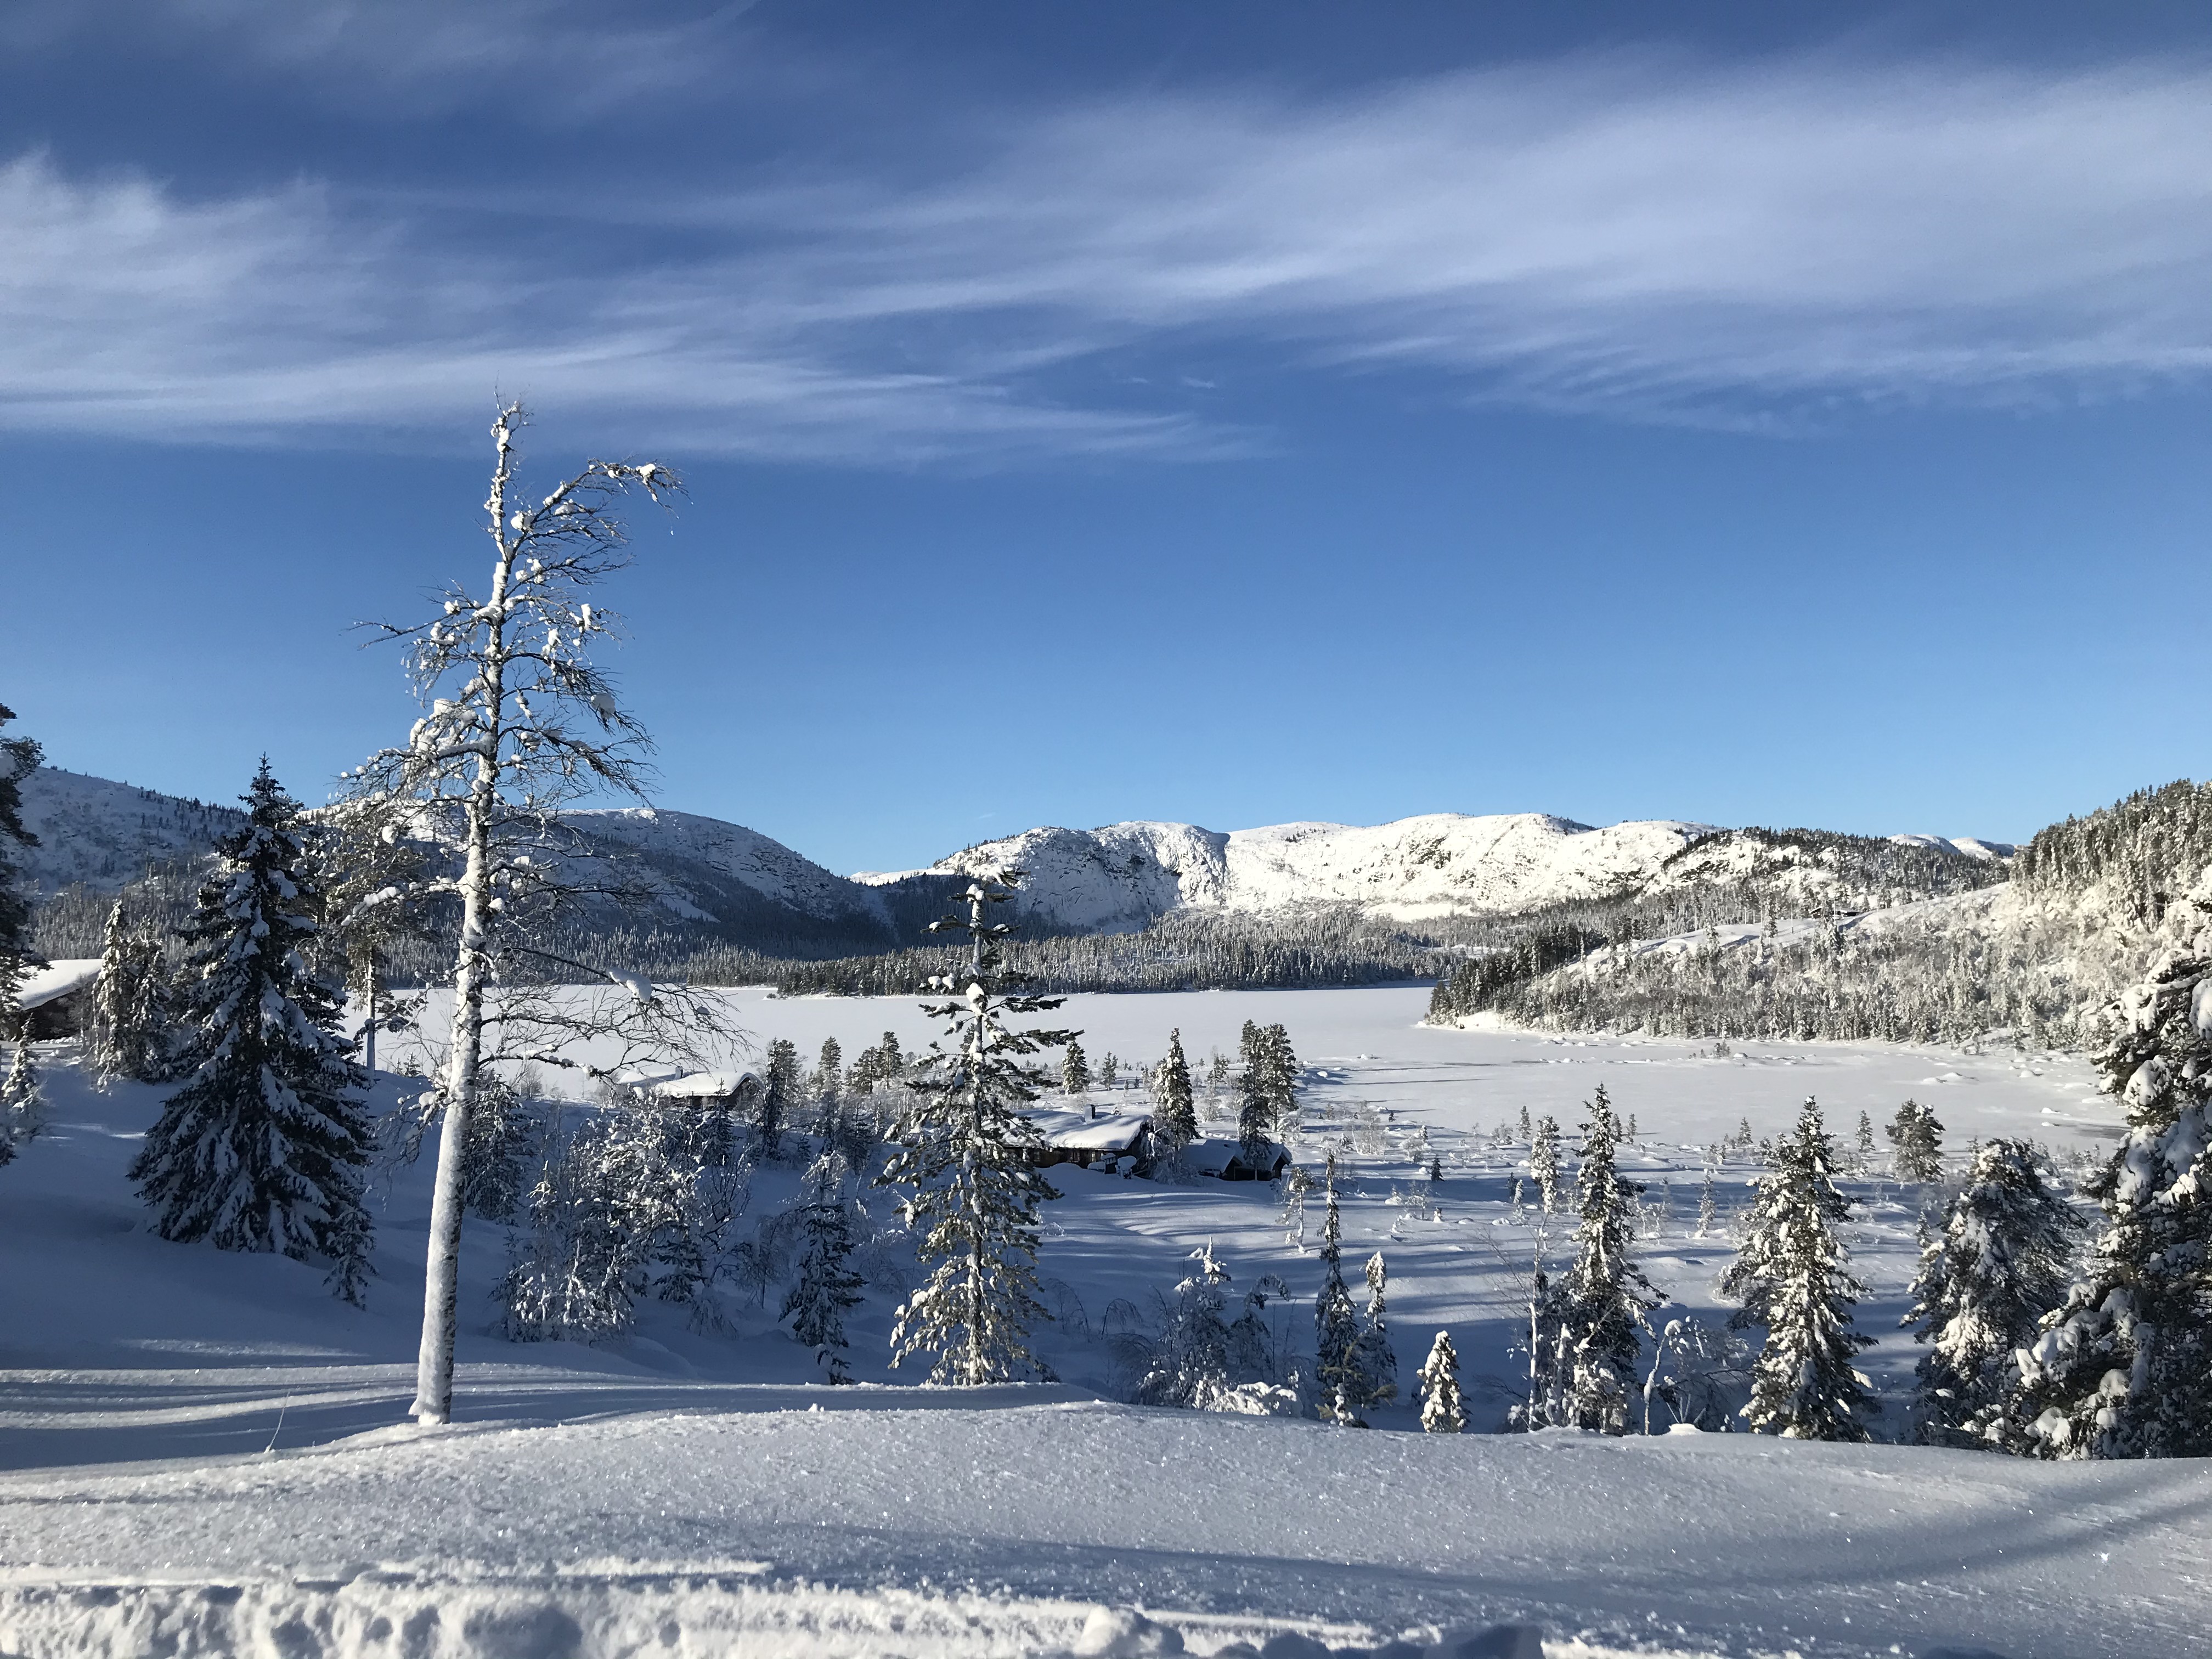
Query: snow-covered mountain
[[862, 812, 2010, 932], [14, 769, 247, 900], [16, 764, 2011, 958]]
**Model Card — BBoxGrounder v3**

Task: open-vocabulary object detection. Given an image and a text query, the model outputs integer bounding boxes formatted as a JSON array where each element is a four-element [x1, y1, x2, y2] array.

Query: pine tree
[[1153, 1028, 1197, 1159], [1419, 1330, 1466, 1433], [1723, 1097, 1877, 1440], [1855, 1111, 1876, 1163], [2000, 896, 2212, 1458], [879, 870, 1073, 1385], [1260, 1023, 1300, 1138], [1352, 1251, 1399, 1411], [128, 763, 376, 1302], [760, 1037, 801, 1159], [0, 704, 41, 1015], [1888, 1099, 1945, 1183], [1517, 1104, 1532, 1142], [0, 1037, 41, 1161], [87, 899, 174, 1086], [1554, 1085, 1660, 1433], [1061, 1040, 1090, 1096], [1530, 1114, 1562, 1212], [1904, 1138, 2081, 1446], [815, 1036, 844, 1101], [1696, 1154, 1718, 1237], [1237, 1060, 1273, 1166], [1313, 1152, 1363, 1423], [785, 1153, 865, 1383]]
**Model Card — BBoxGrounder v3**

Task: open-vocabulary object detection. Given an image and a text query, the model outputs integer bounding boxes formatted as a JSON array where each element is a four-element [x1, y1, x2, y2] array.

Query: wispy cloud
[[1, 0, 759, 115], [2, 53, 2209, 460]]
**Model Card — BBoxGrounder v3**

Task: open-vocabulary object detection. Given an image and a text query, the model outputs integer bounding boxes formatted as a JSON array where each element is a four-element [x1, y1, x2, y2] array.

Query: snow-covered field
[[3, 986, 2193, 1659]]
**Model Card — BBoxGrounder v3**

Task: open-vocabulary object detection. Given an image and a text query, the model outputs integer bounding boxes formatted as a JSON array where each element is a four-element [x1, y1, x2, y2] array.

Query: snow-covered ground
[[1, 987, 2183, 1659]]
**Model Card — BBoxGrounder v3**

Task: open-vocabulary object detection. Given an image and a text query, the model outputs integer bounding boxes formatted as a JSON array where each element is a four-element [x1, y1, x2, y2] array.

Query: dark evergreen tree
[[879, 871, 1073, 1385], [0, 705, 41, 1013], [1312, 1153, 1364, 1423], [814, 1036, 844, 1102], [1904, 1138, 2082, 1446], [2000, 899, 2212, 1458], [1724, 1097, 1877, 1440], [1154, 1028, 1197, 1158], [759, 1037, 801, 1159], [785, 1153, 865, 1383], [128, 763, 376, 1302], [1237, 1058, 1273, 1165], [1888, 1099, 1945, 1183], [1556, 1084, 1659, 1434]]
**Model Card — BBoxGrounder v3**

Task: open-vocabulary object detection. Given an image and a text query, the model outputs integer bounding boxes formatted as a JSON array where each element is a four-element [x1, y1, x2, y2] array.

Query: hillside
[[19, 764, 2015, 996]]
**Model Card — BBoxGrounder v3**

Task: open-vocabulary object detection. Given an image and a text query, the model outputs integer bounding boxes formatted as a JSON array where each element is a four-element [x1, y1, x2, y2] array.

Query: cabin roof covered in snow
[[1184, 1135, 1288, 1175], [15, 959, 100, 1011], [645, 1069, 758, 1100], [1020, 1105, 1152, 1153]]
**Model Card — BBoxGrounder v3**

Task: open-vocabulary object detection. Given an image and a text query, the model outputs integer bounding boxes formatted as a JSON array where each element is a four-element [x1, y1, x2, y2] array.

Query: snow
[[0, 986, 2169, 1657]]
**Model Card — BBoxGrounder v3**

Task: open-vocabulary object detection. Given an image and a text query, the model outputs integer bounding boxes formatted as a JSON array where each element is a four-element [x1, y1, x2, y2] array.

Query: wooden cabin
[[15, 960, 101, 1041]]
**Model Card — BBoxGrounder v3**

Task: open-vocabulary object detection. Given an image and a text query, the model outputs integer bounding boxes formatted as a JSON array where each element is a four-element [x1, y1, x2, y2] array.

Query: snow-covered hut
[[1019, 1104, 1156, 1175], [641, 1069, 760, 1111], [14, 959, 101, 1040], [1186, 1136, 1291, 1183]]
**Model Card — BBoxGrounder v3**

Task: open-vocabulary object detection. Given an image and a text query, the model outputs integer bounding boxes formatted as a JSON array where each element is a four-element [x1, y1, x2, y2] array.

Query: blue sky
[[5, 2, 2209, 874]]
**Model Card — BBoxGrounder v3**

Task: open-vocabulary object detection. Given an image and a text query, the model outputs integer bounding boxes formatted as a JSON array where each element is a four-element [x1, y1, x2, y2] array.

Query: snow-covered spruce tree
[[1530, 1114, 1562, 1213], [1313, 1152, 1365, 1423], [879, 870, 1073, 1386], [1555, 1085, 1660, 1434], [349, 406, 731, 1424], [127, 763, 376, 1301], [1903, 1138, 2082, 1446], [0, 1037, 41, 1161], [86, 898, 175, 1086], [1352, 1251, 1399, 1412], [1419, 1330, 1466, 1433], [1062, 1040, 1090, 1096], [1888, 1099, 1945, 1183], [1723, 1097, 1877, 1440], [1154, 1028, 1197, 1163], [459, 1071, 540, 1226], [1278, 1161, 1312, 1249], [760, 1037, 801, 1159], [0, 704, 40, 1014], [1138, 1241, 1233, 1407], [1998, 883, 2212, 1459], [814, 1035, 843, 1115], [784, 1152, 865, 1384]]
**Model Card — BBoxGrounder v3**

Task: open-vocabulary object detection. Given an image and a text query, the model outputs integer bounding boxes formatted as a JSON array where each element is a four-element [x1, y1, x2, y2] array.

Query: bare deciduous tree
[[351, 403, 736, 1425]]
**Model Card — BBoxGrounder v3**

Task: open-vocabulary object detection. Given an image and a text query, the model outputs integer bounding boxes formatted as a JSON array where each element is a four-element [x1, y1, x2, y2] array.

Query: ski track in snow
[[0, 986, 2174, 1659]]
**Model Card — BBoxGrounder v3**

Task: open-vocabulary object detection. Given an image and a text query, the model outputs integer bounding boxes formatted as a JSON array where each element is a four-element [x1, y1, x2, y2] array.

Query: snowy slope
[[0, 994, 2158, 1659], [13, 768, 245, 899], [887, 814, 1724, 928]]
